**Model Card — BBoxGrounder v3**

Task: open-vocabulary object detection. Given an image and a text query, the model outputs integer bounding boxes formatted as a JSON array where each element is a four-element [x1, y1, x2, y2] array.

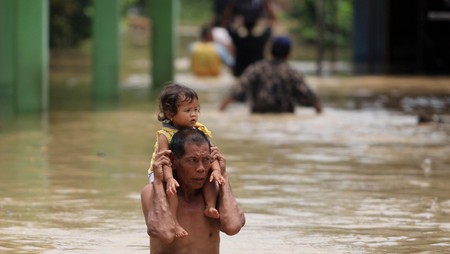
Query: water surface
[[1, 74, 449, 253]]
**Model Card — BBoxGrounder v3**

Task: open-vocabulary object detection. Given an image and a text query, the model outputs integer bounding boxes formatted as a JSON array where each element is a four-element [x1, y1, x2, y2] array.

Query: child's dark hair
[[157, 82, 199, 122]]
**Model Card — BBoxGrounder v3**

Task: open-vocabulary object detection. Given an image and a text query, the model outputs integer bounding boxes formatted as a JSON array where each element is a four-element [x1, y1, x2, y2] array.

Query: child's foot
[[175, 225, 188, 238], [204, 207, 220, 219]]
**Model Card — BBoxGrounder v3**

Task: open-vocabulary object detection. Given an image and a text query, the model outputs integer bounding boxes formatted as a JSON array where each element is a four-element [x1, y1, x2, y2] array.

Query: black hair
[[157, 82, 199, 122], [200, 24, 211, 39], [169, 128, 211, 159], [271, 36, 292, 59]]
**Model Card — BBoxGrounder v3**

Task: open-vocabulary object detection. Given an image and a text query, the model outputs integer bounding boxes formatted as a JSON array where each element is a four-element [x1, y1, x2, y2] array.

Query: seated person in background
[[189, 24, 234, 77], [212, 26, 235, 57], [219, 36, 322, 114]]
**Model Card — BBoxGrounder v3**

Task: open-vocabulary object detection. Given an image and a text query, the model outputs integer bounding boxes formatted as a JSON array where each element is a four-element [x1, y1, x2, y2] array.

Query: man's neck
[[271, 58, 287, 64], [178, 187, 202, 202]]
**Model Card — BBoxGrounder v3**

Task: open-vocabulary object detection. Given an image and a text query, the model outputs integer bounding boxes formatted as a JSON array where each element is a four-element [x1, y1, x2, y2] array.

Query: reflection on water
[[1, 74, 450, 253]]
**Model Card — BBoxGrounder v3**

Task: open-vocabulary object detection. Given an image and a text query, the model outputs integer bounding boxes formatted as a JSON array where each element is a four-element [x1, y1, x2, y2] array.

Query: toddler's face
[[171, 98, 199, 129]]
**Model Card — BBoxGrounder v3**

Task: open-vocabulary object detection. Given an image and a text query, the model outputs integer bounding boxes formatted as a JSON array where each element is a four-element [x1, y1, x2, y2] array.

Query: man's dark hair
[[170, 128, 211, 159], [271, 36, 292, 58]]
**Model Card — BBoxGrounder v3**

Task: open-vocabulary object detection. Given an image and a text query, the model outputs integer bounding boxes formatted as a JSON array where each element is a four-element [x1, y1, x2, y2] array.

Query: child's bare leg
[[164, 165, 186, 237], [203, 180, 220, 219], [163, 165, 179, 197], [168, 193, 188, 237]]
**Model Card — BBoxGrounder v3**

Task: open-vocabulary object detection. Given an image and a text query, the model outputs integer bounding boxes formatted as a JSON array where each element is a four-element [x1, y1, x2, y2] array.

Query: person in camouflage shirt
[[219, 36, 322, 114]]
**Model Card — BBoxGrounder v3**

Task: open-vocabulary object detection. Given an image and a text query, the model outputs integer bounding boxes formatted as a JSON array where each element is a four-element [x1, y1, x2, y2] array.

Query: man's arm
[[219, 64, 259, 111], [313, 101, 322, 114], [219, 95, 235, 111], [157, 134, 179, 196], [218, 84, 246, 111], [141, 150, 176, 244], [263, 0, 276, 27], [211, 147, 245, 235], [220, 0, 236, 27], [292, 71, 322, 114]]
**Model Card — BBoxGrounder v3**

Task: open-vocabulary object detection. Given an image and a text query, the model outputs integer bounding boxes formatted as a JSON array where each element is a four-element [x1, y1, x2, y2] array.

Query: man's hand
[[210, 146, 227, 179], [219, 96, 234, 112], [152, 150, 172, 183], [315, 102, 322, 114]]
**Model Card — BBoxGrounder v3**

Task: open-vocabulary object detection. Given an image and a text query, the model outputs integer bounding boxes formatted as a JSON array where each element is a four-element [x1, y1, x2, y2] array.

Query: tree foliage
[[49, 0, 353, 49], [290, 0, 352, 47], [50, 0, 92, 48], [50, 0, 143, 48], [49, 0, 212, 48]]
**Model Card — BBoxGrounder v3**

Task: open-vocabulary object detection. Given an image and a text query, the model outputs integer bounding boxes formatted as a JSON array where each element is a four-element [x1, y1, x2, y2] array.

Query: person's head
[[157, 82, 200, 129], [200, 24, 213, 42], [270, 36, 292, 59], [170, 128, 212, 190]]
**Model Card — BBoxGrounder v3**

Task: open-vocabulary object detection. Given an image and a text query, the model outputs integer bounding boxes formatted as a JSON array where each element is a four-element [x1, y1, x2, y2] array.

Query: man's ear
[[169, 153, 176, 167]]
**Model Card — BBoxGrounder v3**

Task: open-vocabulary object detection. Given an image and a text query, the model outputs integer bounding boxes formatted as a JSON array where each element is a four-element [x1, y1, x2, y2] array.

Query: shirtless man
[[141, 128, 245, 254]]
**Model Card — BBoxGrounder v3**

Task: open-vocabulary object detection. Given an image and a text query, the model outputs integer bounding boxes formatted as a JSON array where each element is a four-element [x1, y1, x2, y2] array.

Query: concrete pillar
[[92, 0, 120, 101], [15, 0, 48, 114], [148, 0, 178, 92], [16, 0, 48, 114], [0, 0, 16, 117]]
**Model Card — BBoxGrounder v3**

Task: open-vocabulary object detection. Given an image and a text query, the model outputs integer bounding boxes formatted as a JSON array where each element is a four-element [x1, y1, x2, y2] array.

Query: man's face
[[174, 142, 212, 190]]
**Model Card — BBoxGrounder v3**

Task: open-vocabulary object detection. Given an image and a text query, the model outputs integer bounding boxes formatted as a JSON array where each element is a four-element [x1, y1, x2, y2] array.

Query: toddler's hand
[[166, 178, 179, 196], [210, 169, 226, 185]]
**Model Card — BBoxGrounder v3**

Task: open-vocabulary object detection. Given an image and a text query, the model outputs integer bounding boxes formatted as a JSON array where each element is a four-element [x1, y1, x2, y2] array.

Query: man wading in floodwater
[[141, 128, 245, 254]]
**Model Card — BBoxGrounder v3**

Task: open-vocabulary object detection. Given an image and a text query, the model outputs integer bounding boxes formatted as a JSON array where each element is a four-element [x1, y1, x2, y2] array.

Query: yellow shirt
[[147, 122, 212, 175], [190, 41, 222, 76]]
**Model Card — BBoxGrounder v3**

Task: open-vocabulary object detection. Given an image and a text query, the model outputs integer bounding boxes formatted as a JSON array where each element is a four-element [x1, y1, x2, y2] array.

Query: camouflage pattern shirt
[[229, 59, 319, 113]]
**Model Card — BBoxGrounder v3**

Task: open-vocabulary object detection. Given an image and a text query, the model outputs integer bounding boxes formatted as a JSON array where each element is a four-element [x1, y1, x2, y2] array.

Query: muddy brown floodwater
[[1, 72, 449, 253]]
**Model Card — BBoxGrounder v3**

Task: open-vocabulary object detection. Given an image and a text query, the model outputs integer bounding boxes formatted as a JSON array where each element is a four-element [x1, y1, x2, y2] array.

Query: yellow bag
[[191, 42, 222, 76]]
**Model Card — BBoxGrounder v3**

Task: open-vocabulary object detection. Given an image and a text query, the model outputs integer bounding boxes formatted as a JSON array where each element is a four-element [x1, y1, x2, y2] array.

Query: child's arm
[[157, 134, 179, 196], [209, 145, 226, 185], [141, 150, 176, 243]]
